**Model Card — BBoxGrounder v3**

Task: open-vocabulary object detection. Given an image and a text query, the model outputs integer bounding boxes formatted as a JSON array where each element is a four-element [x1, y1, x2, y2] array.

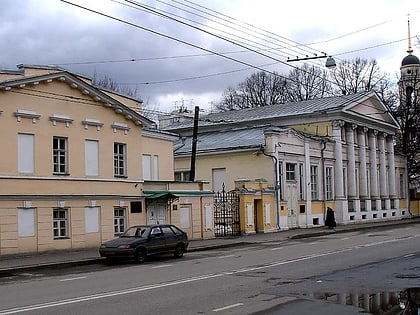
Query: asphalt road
[[1, 224, 419, 314]]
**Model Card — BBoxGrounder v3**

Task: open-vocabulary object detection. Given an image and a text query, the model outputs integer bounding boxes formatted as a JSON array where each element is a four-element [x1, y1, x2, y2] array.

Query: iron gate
[[213, 184, 240, 237]]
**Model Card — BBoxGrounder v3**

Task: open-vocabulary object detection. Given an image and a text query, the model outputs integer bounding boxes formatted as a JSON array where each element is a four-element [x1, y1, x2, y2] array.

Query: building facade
[[0, 65, 213, 255], [165, 92, 409, 232]]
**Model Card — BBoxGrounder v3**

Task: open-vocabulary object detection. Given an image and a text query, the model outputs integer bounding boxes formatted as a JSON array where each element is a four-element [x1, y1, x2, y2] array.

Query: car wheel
[[174, 244, 185, 258], [135, 248, 147, 263]]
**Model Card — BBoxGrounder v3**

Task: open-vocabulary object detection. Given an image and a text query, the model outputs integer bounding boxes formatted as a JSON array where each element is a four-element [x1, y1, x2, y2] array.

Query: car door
[[148, 226, 166, 254], [161, 226, 178, 252]]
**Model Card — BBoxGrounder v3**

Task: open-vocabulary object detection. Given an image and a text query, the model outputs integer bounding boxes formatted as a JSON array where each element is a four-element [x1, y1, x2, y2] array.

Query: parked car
[[99, 224, 189, 263]]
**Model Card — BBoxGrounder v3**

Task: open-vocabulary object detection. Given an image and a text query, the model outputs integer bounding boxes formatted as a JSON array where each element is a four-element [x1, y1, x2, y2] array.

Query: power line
[[60, 1, 293, 82]]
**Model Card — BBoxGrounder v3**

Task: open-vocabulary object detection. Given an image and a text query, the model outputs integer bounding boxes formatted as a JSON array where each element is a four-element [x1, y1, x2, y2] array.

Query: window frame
[[325, 166, 334, 200], [53, 209, 68, 239], [114, 142, 127, 177], [286, 163, 296, 181], [310, 165, 319, 200], [53, 136, 68, 175], [114, 207, 126, 235]]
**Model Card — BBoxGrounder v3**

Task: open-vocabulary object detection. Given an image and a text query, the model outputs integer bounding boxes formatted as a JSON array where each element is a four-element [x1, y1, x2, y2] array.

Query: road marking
[[212, 303, 244, 312], [341, 237, 350, 240], [0, 274, 224, 314], [270, 247, 283, 251], [151, 264, 173, 269], [2, 233, 420, 314], [218, 254, 235, 259], [59, 276, 87, 282], [403, 253, 414, 257]]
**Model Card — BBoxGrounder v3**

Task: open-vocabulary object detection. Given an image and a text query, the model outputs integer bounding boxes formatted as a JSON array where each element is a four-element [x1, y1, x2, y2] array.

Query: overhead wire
[[114, 0, 291, 60], [176, 0, 323, 58], [59, 0, 402, 109]]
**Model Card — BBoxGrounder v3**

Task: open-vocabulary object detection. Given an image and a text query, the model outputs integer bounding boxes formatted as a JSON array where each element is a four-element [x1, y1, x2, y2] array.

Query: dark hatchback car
[[99, 224, 189, 263]]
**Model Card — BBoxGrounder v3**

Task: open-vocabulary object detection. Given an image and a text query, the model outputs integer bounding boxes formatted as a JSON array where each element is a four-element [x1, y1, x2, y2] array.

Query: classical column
[[369, 130, 379, 209], [346, 124, 358, 212], [378, 133, 389, 205], [333, 120, 345, 199], [387, 135, 397, 200], [358, 127, 369, 207], [333, 120, 346, 223]]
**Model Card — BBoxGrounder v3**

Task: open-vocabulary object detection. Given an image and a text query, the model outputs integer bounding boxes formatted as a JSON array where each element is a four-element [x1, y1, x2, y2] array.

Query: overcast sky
[[1, 0, 420, 112]]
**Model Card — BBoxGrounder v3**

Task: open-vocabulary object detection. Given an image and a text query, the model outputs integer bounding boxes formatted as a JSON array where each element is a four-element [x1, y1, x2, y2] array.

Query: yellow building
[[0, 65, 213, 255]]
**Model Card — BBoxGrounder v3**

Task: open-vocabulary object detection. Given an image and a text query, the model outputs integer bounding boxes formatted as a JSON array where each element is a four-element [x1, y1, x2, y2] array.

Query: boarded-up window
[[18, 134, 34, 173], [142, 154, 151, 180], [180, 206, 191, 229], [205, 204, 212, 230], [85, 140, 99, 176], [247, 203, 253, 226], [18, 208, 35, 237], [264, 203, 271, 225], [153, 155, 159, 180], [212, 168, 226, 192], [85, 207, 99, 233]]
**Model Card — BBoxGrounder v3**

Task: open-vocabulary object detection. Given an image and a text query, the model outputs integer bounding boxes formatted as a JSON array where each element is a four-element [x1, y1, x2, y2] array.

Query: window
[[18, 208, 36, 237], [212, 168, 226, 192], [399, 173, 406, 198], [153, 155, 159, 180], [175, 170, 191, 182], [142, 154, 151, 180], [85, 140, 99, 176], [114, 143, 126, 177], [310, 165, 318, 200], [18, 134, 34, 173], [85, 207, 99, 233], [325, 167, 333, 200], [286, 163, 296, 181], [114, 208, 126, 234], [162, 226, 175, 236], [53, 209, 68, 238], [53, 137, 68, 174]]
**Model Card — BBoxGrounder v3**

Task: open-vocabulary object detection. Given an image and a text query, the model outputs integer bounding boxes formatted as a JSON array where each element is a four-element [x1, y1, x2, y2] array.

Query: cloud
[[2, 0, 420, 112]]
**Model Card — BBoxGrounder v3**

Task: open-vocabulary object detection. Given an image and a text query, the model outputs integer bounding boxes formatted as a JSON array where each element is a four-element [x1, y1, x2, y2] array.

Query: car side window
[[162, 226, 175, 236], [170, 226, 184, 235], [150, 227, 162, 236]]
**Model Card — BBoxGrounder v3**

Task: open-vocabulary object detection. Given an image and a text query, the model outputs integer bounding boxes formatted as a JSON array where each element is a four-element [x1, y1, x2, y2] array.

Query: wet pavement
[[1, 217, 420, 274]]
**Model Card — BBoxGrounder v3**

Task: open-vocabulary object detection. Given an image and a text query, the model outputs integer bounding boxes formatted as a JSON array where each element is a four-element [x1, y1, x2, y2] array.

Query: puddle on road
[[306, 287, 420, 314]]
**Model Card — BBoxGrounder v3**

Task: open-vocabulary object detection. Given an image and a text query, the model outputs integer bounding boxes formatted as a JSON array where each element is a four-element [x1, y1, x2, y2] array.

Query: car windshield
[[121, 226, 148, 238]]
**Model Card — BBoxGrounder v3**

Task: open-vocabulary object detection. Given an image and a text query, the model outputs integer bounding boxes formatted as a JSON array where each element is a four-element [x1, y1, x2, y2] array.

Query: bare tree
[[286, 63, 331, 101], [330, 58, 387, 95], [92, 71, 159, 122], [216, 71, 288, 110], [92, 71, 140, 99]]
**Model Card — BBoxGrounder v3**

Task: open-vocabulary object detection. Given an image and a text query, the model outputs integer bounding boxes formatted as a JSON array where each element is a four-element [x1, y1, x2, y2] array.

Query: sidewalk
[[1, 217, 419, 274]]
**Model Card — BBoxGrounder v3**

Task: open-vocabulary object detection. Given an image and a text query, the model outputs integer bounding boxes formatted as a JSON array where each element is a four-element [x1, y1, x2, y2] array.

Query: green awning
[[143, 190, 213, 199], [145, 192, 179, 199]]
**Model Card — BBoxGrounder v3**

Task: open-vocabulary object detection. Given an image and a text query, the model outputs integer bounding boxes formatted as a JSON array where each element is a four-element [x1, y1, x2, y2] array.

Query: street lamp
[[287, 54, 337, 69]]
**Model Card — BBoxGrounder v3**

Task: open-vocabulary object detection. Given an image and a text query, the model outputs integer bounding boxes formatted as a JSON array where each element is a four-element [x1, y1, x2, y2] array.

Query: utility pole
[[189, 106, 199, 181]]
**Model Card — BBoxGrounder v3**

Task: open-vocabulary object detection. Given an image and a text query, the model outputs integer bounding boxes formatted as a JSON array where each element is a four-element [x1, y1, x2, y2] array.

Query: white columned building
[[358, 127, 369, 213]]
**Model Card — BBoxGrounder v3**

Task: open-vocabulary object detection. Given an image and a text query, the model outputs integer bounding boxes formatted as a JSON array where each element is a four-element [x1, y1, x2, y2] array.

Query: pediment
[[1, 70, 155, 128], [343, 93, 399, 129]]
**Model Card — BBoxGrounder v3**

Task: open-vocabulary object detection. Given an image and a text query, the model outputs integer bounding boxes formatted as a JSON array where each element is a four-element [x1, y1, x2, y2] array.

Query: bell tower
[[398, 17, 420, 110]]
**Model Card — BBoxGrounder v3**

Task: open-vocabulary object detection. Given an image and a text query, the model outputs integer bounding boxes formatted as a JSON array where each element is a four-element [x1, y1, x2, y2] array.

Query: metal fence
[[213, 184, 240, 237]]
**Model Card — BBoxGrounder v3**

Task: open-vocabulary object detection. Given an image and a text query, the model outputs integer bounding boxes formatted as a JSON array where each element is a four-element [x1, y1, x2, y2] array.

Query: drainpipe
[[321, 140, 327, 222], [260, 145, 280, 230]]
